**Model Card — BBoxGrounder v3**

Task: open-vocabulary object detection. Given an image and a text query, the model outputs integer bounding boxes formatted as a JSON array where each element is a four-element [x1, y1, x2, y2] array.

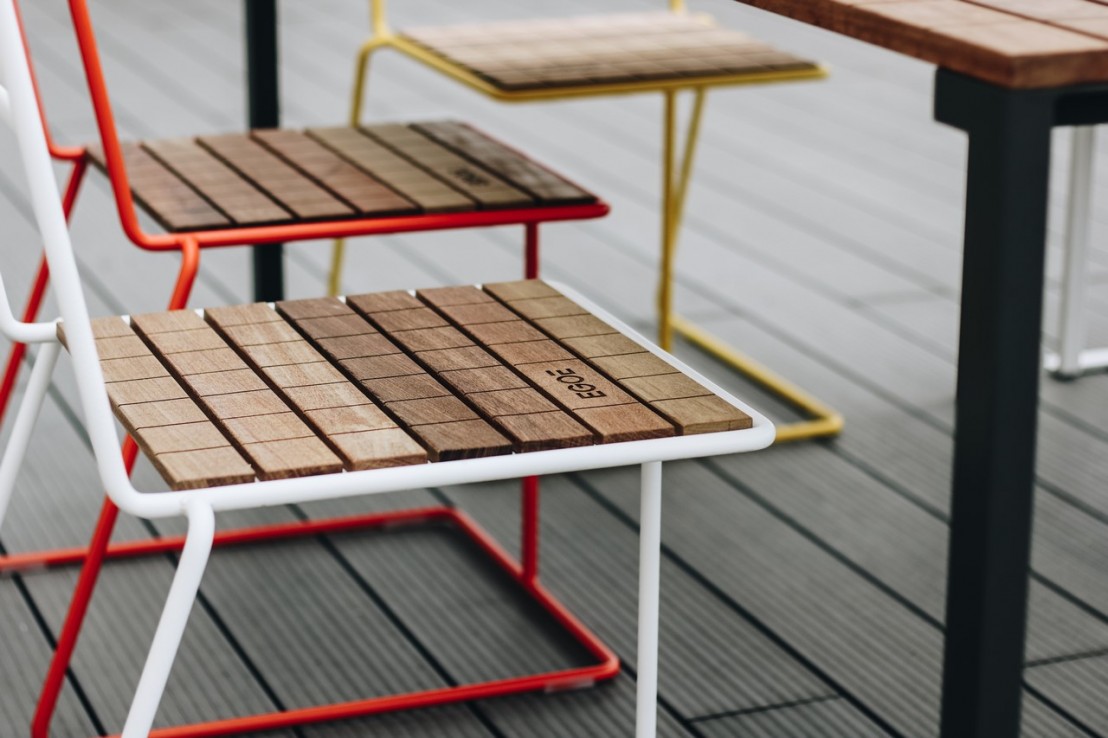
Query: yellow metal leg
[[655, 90, 843, 443], [329, 35, 392, 297]]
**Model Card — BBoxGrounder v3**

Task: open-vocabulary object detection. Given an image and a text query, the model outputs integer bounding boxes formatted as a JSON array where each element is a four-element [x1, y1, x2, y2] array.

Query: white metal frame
[[0, 4, 773, 735], [1045, 127, 1108, 379]]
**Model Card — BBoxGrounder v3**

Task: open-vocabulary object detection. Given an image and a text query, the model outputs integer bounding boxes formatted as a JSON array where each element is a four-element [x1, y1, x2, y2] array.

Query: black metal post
[[245, 0, 284, 302], [934, 69, 1054, 738]]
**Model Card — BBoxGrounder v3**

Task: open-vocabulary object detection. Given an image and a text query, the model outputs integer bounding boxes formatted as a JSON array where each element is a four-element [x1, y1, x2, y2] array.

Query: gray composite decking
[[2, 0, 1108, 735]]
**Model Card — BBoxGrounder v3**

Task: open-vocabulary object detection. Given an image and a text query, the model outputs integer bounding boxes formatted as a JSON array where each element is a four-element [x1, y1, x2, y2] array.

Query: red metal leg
[[26, 245, 199, 738], [520, 223, 541, 581], [0, 158, 87, 429], [22, 505, 617, 738], [524, 222, 539, 280], [521, 476, 540, 584], [31, 438, 136, 738]]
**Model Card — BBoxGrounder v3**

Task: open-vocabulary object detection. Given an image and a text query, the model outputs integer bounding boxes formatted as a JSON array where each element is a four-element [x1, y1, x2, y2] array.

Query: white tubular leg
[[636, 461, 663, 738], [0, 340, 59, 528], [1055, 127, 1096, 378], [121, 500, 214, 738]]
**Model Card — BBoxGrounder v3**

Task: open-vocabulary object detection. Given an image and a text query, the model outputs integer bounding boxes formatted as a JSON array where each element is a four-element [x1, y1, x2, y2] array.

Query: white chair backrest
[[0, 0, 133, 503]]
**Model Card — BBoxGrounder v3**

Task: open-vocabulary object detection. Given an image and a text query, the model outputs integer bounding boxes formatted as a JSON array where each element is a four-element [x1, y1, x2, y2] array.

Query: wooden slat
[[87, 143, 230, 232], [199, 133, 354, 221], [85, 284, 751, 488], [415, 121, 597, 205], [278, 296, 512, 461], [205, 301, 426, 471], [345, 293, 592, 452], [142, 138, 292, 226], [352, 292, 598, 447], [306, 126, 475, 212], [130, 311, 343, 480], [401, 12, 821, 93], [251, 129, 418, 217], [77, 316, 254, 490], [363, 124, 535, 209], [732, 0, 1108, 88], [417, 285, 671, 444], [482, 281, 753, 434]]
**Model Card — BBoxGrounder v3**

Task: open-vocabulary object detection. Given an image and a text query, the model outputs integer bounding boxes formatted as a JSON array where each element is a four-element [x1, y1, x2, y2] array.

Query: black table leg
[[245, 0, 284, 302], [934, 70, 1054, 738]]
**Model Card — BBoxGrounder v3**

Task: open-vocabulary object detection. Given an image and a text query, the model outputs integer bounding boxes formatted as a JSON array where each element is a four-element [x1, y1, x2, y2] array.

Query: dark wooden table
[[245, 0, 283, 302], [733, 2, 1108, 736]]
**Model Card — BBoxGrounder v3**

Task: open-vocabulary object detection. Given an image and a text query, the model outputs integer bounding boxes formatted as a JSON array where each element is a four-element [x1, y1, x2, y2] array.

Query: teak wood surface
[[64, 281, 752, 490], [733, 0, 1108, 88]]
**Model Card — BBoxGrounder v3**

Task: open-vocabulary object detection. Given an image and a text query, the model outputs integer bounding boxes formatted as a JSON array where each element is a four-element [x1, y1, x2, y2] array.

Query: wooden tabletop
[[63, 281, 752, 490], [734, 0, 1108, 88]]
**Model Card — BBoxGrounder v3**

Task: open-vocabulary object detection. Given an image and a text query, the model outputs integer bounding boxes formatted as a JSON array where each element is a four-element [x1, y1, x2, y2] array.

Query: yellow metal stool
[[332, 0, 843, 442]]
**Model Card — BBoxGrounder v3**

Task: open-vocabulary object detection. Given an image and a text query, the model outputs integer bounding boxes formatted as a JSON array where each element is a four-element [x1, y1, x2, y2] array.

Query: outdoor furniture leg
[[32, 452, 132, 738], [245, 0, 283, 303], [0, 156, 87, 429], [31, 243, 200, 738], [120, 499, 215, 738], [0, 339, 58, 526], [654, 88, 843, 443], [636, 460, 662, 738], [934, 69, 1054, 738], [1045, 127, 1108, 378]]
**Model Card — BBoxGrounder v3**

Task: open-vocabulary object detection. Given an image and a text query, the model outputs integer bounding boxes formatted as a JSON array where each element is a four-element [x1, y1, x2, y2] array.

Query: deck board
[[4, 0, 1108, 735]]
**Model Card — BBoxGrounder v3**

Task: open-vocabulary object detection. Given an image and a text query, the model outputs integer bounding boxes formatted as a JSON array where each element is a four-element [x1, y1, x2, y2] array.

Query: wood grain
[[282, 297, 510, 462], [353, 291, 591, 452], [363, 124, 534, 209], [485, 280, 750, 435], [215, 300, 426, 471], [86, 284, 753, 487], [419, 287, 669, 444], [89, 320, 255, 490], [402, 13, 821, 94], [732, 0, 1108, 88]]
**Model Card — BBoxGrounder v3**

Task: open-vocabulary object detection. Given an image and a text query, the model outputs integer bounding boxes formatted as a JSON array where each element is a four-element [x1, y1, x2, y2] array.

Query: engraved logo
[[545, 367, 606, 399], [453, 167, 490, 187]]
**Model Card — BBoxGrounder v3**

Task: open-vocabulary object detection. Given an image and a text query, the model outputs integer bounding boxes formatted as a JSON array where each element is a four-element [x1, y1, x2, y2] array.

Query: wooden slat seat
[[86, 121, 598, 233], [399, 12, 823, 95], [59, 281, 752, 491]]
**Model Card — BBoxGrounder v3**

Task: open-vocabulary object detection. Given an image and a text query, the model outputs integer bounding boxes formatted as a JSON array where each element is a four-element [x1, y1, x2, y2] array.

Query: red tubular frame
[[2, 2, 617, 735]]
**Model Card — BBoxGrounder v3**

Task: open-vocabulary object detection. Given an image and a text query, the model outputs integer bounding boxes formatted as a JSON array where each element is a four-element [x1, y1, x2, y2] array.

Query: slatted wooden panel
[[199, 134, 355, 221], [307, 126, 476, 213], [729, 0, 1108, 88], [277, 296, 514, 461], [60, 317, 255, 490], [129, 310, 344, 481], [415, 122, 596, 205], [401, 12, 821, 91], [414, 285, 675, 444], [92, 122, 597, 233], [361, 124, 535, 208], [482, 281, 753, 434], [348, 289, 595, 451], [141, 137, 292, 226], [251, 129, 418, 216], [87, 144, 231, 232], [205, 301, 428, 470], [73, 284, 749, 491]]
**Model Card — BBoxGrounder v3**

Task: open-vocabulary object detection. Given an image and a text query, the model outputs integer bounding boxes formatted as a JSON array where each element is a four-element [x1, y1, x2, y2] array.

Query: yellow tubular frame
[[335, 0, 842, 442]]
